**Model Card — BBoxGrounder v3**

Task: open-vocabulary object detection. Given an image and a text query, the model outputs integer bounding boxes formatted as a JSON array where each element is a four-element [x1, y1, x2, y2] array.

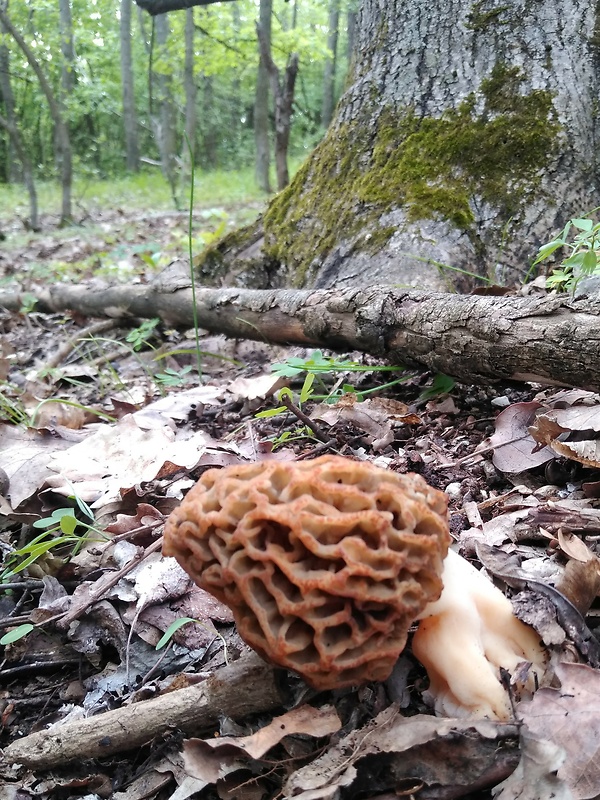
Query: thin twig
[[279, 395, 330, 443]]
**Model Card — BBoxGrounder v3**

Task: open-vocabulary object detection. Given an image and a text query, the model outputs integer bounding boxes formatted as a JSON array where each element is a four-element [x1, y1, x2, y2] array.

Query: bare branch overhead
[[134, 0, 237, 15]]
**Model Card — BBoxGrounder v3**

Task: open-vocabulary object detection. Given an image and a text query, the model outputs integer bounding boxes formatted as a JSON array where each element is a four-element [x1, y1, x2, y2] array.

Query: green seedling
[[0, 623, 35, 645], [126, 318, 161, 351], [1, 493, 103, 583], [418, 373, 456, 400], [155, 365, 194, 387], [156, 616, 229, 664], [0, 384, 30, 425], [532, 210, 600, 293]]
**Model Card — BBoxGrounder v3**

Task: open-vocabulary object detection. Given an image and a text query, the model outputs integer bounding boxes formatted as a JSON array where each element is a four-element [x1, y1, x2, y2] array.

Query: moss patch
[[263, 63, 561, 285]]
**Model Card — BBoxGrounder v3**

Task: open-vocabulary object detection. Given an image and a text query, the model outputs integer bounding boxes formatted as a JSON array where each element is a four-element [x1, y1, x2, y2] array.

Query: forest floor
[[1, 197, 600, 799]]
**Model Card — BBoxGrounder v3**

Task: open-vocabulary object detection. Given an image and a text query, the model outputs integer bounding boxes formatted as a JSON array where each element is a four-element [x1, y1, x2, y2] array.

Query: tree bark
[[0, 114, 39, 230], [201, 0, 600, 294], [321, 0, 340, 128], [120, 0, 140, 172], [254, 0, 272, 192], [257, 25, 298, 191], [153, 14, 178, 203], [58, 0, 76, 95], [0, 8, 73, 224], [1, 283, 599, 392], [0, 37, 21, 183], [182, 7, 197, 175]]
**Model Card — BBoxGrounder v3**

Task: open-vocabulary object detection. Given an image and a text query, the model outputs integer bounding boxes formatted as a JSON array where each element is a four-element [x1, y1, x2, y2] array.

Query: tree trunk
[[321, 0, 340, 128], [182, 7, 197, 175], [120, 0, 140, 172], [153, 13, 178, 203], [257, 26, 298, 191], [0, 8, 73, 224], [254, 0, 272, 192], [58, 0, 76, 94], [0, 39, 21, 183], [346, 5, 357, 64], [0, 113, 39, 230], [201, 0, 600, 293], [201, 75, 218, 169], [1, 284, 599, 392]]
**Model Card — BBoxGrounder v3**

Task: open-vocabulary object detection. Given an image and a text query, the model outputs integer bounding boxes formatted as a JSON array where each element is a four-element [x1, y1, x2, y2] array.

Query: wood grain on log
[[1, 285, 598, 390]]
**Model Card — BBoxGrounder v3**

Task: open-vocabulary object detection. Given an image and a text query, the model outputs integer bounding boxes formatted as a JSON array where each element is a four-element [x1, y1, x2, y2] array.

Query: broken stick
[[3, 651, 282, 770]]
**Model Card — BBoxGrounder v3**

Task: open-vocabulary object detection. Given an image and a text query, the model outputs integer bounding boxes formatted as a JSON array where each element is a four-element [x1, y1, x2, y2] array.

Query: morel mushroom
[[163, 455, 545, 718], [163, 455, 450, 689]]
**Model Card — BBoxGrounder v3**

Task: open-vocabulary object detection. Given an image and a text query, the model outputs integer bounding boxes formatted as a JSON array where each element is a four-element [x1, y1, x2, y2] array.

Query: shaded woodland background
[[0, 0, 355, 227]]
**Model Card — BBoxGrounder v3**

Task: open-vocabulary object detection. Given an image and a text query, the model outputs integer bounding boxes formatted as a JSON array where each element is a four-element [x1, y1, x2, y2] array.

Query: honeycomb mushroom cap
[[163, 455, 450, 690]]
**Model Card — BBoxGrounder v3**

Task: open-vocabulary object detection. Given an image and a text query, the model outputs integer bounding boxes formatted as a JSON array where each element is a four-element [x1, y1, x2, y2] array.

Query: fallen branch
[[3, 651, 282, 769], [1, 284, 599, 390]]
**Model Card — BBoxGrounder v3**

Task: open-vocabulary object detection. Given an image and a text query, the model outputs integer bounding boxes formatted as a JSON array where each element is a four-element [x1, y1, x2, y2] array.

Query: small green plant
[[533, 211, 600, 293], [126, 318, 161, 352], [0, 383, 30, 425], [418, 373, 456, 400], [156, 616, 229, 663], [1, 493, 104, 583], [155, 365, 194, 387], [0, 623, 35, 645], [256, 351, 411, 449], [271, 350, 409, 402]]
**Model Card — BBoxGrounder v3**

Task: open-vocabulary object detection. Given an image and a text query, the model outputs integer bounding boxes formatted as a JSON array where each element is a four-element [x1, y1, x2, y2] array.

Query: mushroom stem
[[412, 549, 546, 720]]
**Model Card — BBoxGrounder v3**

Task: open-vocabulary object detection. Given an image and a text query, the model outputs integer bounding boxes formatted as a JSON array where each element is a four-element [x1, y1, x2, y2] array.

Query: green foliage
[[0, 0, 351, 189], [533, 212, 600, 293], [257, 350, 410, 448], [155, 365, 194, 387], [0, 623, 35, 646], [126, 318, 161, 352], [1, 494, 102, 583]]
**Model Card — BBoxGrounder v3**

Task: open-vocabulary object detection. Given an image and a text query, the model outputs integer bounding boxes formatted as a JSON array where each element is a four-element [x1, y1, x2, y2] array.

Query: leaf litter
[[4, 271, 600, 798]]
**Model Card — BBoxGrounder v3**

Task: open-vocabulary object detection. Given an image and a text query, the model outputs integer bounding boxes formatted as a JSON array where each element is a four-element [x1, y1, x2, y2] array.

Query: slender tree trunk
[[120, 0, 140, 172], [153, 14, 178, 203], [346, 4, 357, 65], [254, 0, 272, 192], [0, 39, 20, 183], [182, 7, 197, 176], [256, 26, 298, 191], [58, 0, 76, 94], [0, 113, 38, 230], [202, 75, 218, 168], [321, 0, 339, 128], [0, 7, 72, 224], [229, 2, 242, 162]]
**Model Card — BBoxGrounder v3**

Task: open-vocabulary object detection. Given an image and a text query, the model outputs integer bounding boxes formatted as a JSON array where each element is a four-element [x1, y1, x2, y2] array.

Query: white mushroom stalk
[[412, 549, 546, 720]]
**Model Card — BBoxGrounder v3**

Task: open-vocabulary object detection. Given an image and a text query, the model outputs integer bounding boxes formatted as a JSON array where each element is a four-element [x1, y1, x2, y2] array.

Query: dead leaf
[[490, 403, 555, 473], [493, 728, 572, 800], [183, 705, 341, 784], [283, 706, 520, 800], [519, 662, 600, 799], [557, 531, 595, 563], [228, 373, 286, 401], [312, 395, 418, 451]]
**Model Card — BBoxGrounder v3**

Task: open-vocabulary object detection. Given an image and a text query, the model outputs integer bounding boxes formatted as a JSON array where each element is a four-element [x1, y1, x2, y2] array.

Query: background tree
[[254, 0, 272, 192], [204, 0, 600, 293], [321, 0, 339, 128], [120, 0, 140, 172], [0, 0, 350, 219], [0, 6, 73, 224]]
